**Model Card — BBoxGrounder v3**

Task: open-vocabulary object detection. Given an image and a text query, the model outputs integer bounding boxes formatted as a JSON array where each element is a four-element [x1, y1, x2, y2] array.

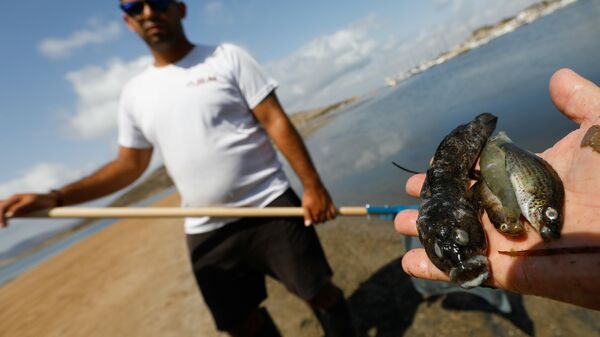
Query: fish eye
[[545, 207, 559, 220], [434, 241, 443, 258]]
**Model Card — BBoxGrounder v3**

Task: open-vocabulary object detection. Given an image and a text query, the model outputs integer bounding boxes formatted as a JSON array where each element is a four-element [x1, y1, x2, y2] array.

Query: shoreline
[[385, 0, 577, 85]]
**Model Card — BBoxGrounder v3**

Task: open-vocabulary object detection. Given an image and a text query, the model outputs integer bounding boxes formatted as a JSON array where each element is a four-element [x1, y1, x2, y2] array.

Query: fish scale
[[417, 113, 497, 288], [478, 132, 525, 236], [502, 142, 564, 241]]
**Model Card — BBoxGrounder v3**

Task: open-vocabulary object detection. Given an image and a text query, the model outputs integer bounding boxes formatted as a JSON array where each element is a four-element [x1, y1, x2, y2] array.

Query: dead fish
[[478, 132, 525, 236], [417, 113, 497, 288], [581, 125, 600, 153], [501, 143, 564, 241]]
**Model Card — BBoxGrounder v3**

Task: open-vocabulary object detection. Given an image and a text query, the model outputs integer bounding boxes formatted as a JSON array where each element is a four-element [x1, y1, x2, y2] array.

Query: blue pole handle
[[365, 204, 418, 219]]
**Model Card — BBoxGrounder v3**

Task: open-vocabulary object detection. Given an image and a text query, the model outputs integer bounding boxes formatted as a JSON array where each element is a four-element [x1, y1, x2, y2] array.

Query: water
[[291, 0, 600, 208]]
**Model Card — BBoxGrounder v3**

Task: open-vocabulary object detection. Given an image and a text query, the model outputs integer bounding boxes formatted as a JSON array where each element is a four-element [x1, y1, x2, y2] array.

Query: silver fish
[[478, 132, 525, 236], [417, 113, 497, 288], [501, 143, 564, 241]]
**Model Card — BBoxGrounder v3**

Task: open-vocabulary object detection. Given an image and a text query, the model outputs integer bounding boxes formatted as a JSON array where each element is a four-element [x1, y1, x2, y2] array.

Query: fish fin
[[392, 161, 422, 174], [580, 125, 600, 153]]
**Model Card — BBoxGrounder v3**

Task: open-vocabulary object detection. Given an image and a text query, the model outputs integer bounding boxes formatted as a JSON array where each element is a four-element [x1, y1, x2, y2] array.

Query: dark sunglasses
[[120, 0, 174, 17]]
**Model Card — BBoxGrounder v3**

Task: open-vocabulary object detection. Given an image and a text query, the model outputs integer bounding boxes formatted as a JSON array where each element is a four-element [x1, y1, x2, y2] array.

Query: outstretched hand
[[0, 193, 58, 228], [395, 68, 600, 310]]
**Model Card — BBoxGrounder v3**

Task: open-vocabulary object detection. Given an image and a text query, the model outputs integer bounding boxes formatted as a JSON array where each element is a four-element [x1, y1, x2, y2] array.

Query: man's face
[[121, 0, 185, 48]]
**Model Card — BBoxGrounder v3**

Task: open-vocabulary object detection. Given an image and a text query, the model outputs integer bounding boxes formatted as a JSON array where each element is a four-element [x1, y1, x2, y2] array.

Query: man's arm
[[252, 93, 336, 225], [0, 146, 153, 227]]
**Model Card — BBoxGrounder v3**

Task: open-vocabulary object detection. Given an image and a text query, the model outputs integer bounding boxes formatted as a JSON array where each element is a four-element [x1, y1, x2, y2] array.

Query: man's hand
[[301, 182, 337, 226], [0, 193, 58, 227], [394, 68, 600, 310]]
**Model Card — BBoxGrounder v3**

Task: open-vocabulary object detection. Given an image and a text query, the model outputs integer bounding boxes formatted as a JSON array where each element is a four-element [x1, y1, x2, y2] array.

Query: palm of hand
[[397, 69, 600, 309], [488, 124, 600, 295]]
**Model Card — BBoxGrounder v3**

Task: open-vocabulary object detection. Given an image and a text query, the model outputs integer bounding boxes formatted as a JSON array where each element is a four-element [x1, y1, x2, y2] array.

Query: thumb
[[549, 68, 600, 126], [301, 203, 313, 227]]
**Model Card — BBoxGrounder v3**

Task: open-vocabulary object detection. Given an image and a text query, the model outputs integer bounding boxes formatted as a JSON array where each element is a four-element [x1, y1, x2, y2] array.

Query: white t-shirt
[[118, 44, 290, 234]]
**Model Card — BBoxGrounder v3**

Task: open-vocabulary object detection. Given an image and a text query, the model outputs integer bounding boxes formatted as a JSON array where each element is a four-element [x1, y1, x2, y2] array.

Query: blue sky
[[0, 0, 541, 248]]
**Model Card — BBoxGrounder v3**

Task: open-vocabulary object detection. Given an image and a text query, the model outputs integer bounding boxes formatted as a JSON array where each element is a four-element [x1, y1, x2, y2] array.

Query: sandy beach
[[1, 189, 600, 336], [0, 192, 403, 337]]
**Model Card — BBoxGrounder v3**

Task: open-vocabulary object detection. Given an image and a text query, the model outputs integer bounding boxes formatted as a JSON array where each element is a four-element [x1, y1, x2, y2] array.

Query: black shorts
[[186, 189, 333, 331]]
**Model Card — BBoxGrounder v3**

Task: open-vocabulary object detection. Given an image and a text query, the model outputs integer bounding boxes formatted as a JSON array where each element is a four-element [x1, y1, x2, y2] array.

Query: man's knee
[[309, 283, 357, 337]]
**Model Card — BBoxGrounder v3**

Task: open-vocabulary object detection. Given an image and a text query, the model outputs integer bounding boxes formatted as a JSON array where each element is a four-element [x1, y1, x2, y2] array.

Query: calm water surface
[[290, 0, 600, 208]]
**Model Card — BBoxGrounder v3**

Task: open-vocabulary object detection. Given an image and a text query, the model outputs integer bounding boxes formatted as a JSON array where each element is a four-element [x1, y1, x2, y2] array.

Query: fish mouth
[[477, 113, 498, 125], [449, 255, 489, 288], [500, 222, 526, 236]]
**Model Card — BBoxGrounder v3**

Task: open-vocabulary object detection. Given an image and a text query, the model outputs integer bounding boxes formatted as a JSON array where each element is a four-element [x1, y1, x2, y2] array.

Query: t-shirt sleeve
[[223, 44, 279, 109], [117, 84, 153, 149]]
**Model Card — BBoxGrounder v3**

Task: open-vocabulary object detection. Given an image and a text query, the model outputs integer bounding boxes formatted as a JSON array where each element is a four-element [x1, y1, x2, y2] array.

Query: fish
[[501, 142, 564, 241], [581, 125, 600, 153], [417, 113, 497, 288], [478, 132, 525, 236]]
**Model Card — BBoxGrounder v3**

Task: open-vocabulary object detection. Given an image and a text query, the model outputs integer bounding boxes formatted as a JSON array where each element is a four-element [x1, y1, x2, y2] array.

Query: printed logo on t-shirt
[[187, 76, 218, 87]]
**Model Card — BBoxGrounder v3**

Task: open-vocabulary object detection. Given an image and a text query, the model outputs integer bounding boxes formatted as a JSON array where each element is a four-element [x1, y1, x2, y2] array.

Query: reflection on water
[[288, 0, 600, 207]]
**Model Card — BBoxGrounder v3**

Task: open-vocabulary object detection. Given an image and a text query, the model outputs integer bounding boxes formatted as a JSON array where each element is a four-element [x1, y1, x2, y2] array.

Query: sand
[[1, 191, 599, 337]]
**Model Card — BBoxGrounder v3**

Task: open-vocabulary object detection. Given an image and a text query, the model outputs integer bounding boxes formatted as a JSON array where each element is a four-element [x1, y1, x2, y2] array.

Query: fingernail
[[304, 220, 312, 227], [5, 212, 13, 218]]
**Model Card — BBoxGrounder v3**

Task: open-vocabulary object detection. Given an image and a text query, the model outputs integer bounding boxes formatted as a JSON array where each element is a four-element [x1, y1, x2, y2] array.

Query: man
[[0, 1, 356, 336]]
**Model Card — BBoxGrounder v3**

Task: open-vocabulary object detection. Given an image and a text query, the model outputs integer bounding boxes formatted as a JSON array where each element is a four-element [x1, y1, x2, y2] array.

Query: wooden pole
[[19, 206, 369, 219]]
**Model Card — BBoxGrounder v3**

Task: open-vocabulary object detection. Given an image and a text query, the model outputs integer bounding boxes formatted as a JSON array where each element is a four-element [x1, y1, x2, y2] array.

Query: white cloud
[[66, 56, 151, 139], [0, 163, 88, 197], [266, 1, 543, 111], [39, 20, 121, 59], [202, 0, 234, 24], [204, 1, 224, 15], [266, 15, 378, 111]]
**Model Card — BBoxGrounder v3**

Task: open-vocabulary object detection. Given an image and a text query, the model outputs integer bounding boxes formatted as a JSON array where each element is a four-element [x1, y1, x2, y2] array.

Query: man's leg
[[186, 224, 281, 337], [309, 282, 357, 337], [256, 189, 357, 337]]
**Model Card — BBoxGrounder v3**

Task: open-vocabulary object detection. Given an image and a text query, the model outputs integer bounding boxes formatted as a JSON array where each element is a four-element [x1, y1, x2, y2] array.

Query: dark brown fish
[[581, 125, 600, 153], [417, 113, 497, 288]]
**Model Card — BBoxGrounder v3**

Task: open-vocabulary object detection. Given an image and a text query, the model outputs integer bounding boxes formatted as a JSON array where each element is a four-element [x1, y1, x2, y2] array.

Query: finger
[[402, 248, 450, 282], [549, 68, 600, 125], [327, 203, 337, 220], [406, 174, 425, 197], [6, 199, 35, 217], [394, 209, 419, 235], [0, 197, 19, 227], [302, 206, 313, 226]]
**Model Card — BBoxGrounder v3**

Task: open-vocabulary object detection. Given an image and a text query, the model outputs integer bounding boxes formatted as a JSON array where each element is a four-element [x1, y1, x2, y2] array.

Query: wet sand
[[1, 191, 599, 337]]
